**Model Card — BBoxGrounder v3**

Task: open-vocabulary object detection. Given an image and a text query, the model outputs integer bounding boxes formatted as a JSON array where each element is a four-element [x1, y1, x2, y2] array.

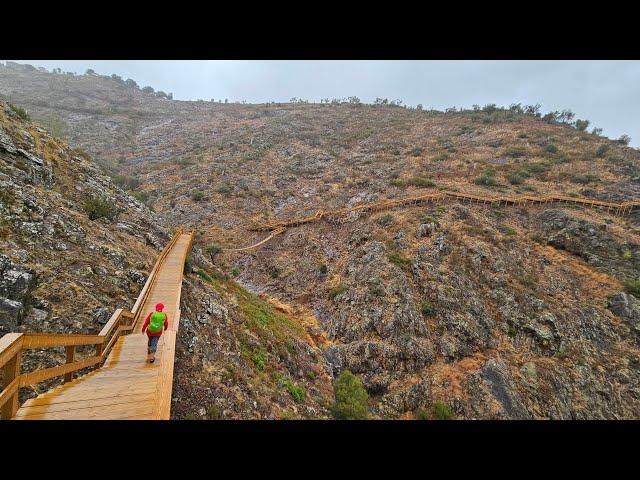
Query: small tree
[[617, 134, 631, 146], [191, 190, 205, 202], [331, 370, 369, 420], [83, 195, 118, 221], [574, 119, 590, 131], [205, 244, 222, 261]]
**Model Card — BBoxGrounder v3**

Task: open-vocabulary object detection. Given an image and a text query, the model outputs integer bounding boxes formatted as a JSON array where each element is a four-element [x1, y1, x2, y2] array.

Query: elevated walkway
[[0, 229, 194, 420]]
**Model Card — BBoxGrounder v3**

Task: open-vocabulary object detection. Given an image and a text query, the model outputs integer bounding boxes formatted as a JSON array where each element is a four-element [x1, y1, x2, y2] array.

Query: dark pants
[[147, 335, 160, 353]]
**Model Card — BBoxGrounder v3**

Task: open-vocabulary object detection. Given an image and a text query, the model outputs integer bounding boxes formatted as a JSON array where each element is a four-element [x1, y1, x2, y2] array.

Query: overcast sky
[[12, 60, 640, 147]]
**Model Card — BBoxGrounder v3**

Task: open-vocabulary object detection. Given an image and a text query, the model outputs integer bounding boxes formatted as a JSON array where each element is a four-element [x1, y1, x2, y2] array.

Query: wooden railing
[[0, 228, 188, 420], [0, 308, 133, 419]]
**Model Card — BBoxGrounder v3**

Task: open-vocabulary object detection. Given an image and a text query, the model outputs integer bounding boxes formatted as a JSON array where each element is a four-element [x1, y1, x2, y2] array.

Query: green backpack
[[148, 311, 166, 333]]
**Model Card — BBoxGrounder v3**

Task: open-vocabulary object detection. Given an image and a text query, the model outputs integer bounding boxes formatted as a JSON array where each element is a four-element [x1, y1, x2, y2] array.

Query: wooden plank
[[21, 384, 158, 407], [16, 392, 154, 416], [0, 333, 23, 369], [24, 379, 158, 403], [14, 404, 155, 420]]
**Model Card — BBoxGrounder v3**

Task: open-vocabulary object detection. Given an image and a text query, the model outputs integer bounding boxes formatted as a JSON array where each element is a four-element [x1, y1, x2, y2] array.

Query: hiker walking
[[141, 303, 168, 363]]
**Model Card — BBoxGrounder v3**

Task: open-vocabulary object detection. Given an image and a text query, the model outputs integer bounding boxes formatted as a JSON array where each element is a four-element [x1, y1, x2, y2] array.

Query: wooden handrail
[[0, 229, 190, 419]]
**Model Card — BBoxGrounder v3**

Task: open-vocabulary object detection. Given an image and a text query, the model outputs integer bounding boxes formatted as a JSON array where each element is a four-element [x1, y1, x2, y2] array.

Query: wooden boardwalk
[[251, 190, 639, 233], [1, 230, 194, 420]]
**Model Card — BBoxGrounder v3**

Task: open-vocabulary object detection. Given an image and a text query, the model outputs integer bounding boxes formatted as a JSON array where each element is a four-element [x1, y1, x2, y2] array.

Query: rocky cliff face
[[0, 100, 168, 337], [2, 63, 640, 419]]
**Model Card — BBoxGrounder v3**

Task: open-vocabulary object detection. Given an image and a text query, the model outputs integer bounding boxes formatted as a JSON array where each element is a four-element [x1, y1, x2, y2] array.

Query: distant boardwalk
[[251, 190, 639, 233]]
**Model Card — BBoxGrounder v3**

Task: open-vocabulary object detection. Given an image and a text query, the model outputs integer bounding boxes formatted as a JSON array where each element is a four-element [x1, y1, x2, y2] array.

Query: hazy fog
[[11, 60, 640, 147]]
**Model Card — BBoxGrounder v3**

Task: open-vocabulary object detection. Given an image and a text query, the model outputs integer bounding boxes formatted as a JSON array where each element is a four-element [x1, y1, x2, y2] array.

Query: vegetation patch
[[474, 167, 499, 187], [328, 283, 347, 300], [9, 103, 30, 121], [622, 279, 640, 298], [504, 147, 527, 158], [432, 401, 455, 420], [191, 190, 205, 202], [376, 213, 394, 227], [83, 195, 118, 221], [421, 301, 434, 317], [252, 350, 267, 371], [388, 252, 412, 269], [331, 370, 369, 419], [570, 173, 598, 185]]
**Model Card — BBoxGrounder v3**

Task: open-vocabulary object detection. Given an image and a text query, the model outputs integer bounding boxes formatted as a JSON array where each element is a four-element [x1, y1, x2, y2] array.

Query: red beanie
[[156, 303, 164, 312]]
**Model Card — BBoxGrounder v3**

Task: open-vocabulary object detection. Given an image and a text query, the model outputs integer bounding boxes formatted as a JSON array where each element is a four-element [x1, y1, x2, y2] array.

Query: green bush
[[215, 184, 233, 194], [544, 144, 558, 154], [595, 144, 609, 158], [319, 264, 328, 274], [252, 350, 266, 371], [421, 301, 434, 317], [328, 284, 347, 300], [283, 379, 305, 403], [570, 174, 598, 185], [83, 195, 118, 221], [9, 103, 30, 121], [196, 269, 213, 282], [112, 174, 140, 190], [623, 279, 640, 298], [406, 177, 436, 188], [388, 252, 412, 269], [432, 401, 454, 420], [331, 370, 369, 420], [377, 213, 394, 227], [616, 134, 631, 146], [191, 190, 205, 202], [415, 409, 430, 420], [473, 167, 499, 187], [504, 147, 526, 158], [131, 190, 150, 204], [506, 172, 526, 185], [206, 244, 222, 257], [574, 119, 590, 131]]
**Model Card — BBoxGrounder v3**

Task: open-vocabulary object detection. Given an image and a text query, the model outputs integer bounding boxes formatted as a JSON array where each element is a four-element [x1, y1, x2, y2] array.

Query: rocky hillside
[[0, 95, 334, 416], [2, 62, 640, 419]]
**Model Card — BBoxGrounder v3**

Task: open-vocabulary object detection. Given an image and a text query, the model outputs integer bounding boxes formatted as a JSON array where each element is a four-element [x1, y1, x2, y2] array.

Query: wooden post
[[64, 345, 75, 383], [94, 342, 104, 370], [1, 351, 21, 419]]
